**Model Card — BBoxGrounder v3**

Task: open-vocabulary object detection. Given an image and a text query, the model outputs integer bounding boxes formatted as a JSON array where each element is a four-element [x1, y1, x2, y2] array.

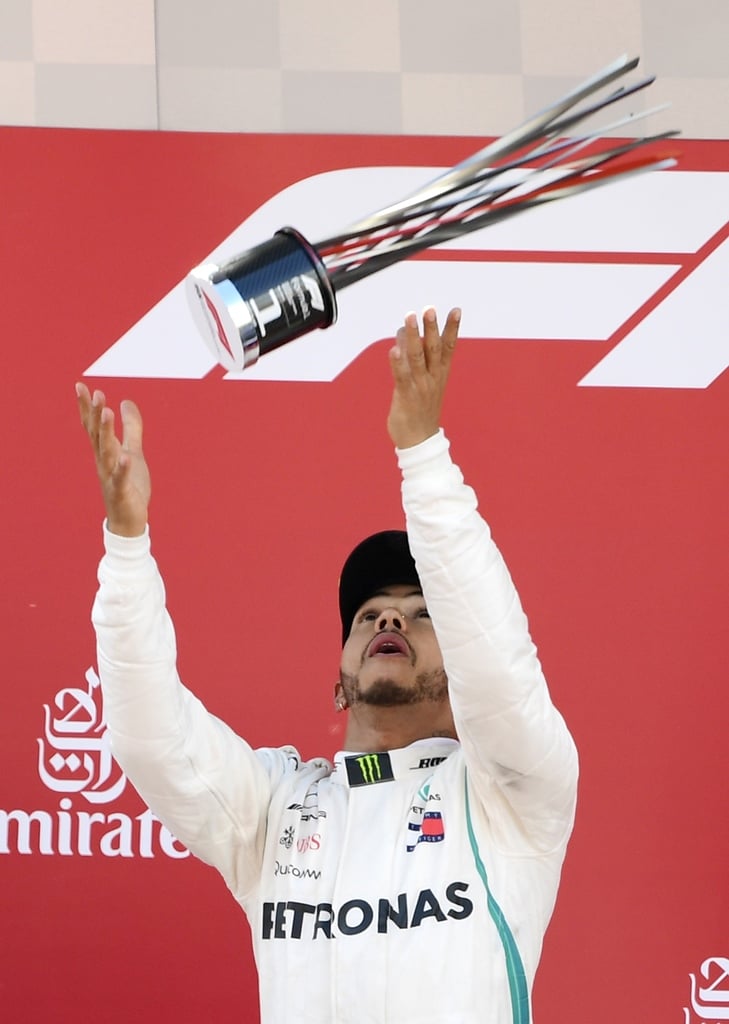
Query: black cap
[[338, 530, 421, 645]]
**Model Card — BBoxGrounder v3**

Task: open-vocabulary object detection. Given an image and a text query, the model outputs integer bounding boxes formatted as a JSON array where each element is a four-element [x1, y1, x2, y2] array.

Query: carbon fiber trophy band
[[187, 55, 679, 373], [187, 228, 336, 372]]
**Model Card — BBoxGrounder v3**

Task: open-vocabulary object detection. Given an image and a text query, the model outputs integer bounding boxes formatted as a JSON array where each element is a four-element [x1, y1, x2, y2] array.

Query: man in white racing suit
[[77, 306, 578, 1024]]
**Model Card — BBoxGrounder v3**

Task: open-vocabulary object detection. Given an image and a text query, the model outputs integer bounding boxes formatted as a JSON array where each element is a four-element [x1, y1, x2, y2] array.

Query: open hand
[[76, 383, 151, 537], [387, 307, 461, 449]]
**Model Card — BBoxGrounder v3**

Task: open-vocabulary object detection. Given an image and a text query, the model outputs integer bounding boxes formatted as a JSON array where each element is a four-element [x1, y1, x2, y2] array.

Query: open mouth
[[368, 632, 410, 657]]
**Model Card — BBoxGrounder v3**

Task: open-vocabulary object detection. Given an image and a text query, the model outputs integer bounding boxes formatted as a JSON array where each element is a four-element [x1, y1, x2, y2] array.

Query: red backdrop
[[1, 127, 727, 1023]]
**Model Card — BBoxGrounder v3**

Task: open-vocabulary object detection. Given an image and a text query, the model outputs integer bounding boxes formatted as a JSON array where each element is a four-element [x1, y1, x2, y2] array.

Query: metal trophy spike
[[186, 55, 679, 372]]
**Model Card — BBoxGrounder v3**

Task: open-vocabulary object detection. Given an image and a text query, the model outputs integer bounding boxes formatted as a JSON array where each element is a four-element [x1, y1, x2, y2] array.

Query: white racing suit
[[92, 430, 578, 1024]]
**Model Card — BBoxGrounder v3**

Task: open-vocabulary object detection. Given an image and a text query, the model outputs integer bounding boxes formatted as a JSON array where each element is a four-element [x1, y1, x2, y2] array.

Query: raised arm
[[387, 313, 578, 853], [75, 384, 295, 899]]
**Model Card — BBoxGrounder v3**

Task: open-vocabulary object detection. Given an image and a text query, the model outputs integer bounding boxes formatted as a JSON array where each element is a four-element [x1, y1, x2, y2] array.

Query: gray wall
[[1, 0, 727, 138]]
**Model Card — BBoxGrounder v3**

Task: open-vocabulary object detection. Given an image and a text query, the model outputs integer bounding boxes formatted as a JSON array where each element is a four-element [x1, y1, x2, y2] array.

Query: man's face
[[338, 584, 448, 707]]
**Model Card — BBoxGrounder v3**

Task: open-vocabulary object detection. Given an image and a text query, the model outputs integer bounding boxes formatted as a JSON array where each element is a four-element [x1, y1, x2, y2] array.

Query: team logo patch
[[279, 826, 295, 849], [345, 752, 394, 787], [407, 810, 445, 853], [406, 781, 445, 852]]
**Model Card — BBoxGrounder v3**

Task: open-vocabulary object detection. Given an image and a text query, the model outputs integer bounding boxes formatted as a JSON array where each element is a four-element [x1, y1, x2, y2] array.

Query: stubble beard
[[339, 667, 449, 708]]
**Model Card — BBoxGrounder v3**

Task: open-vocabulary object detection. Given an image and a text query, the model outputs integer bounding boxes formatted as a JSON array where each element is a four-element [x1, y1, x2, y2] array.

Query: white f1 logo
[[84, 164, 729, 389]]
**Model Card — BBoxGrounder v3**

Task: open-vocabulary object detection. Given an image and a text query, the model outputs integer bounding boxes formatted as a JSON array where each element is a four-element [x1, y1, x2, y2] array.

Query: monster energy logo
[[345, 752, 394, 787], [357, 755, 381, 783]]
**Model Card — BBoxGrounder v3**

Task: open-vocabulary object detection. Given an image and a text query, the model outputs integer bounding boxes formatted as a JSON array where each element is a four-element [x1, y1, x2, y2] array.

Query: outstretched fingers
[[75, 382, 123, 478], [391, 306, 461, 372], [99, 405, 127, 478], [422, 306, 442, 373], [75, 381, 91, 423], [386, 304, 463, 449], [76, 383, 102, 441], [398, 311, 427, 378], [74, 382, 151, 536], [120, 399, 144, 455], [439, 307, 461, 380], [391, 307, 461, 382]]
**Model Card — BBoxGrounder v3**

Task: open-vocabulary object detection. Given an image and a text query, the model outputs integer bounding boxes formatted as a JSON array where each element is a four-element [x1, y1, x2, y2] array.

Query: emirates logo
[[0, 665, 188, 859], [37, 666, 126, 804]]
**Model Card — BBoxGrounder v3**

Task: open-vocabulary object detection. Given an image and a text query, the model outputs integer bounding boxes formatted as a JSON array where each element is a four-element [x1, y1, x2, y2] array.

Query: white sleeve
[[398, 431, 578, 853], [91, 523, 299, 900]]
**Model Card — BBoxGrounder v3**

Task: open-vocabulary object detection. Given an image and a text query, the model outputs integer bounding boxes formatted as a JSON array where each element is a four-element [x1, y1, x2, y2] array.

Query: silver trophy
[[187, 55, 678, 372]]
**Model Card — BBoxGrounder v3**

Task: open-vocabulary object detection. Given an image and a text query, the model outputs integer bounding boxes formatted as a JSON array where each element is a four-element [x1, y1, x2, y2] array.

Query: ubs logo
[[684, 957, 729, 1022]]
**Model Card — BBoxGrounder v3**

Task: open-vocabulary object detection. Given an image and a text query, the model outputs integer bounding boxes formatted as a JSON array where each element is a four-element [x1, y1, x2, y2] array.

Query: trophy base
[[187, 227, 337, 372]]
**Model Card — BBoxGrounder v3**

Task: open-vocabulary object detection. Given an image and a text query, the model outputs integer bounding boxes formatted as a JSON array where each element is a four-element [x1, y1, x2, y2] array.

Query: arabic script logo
[[37, 666, 126, 803], [684, 957, 729, 1023], [0, 664, 187, 858]]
